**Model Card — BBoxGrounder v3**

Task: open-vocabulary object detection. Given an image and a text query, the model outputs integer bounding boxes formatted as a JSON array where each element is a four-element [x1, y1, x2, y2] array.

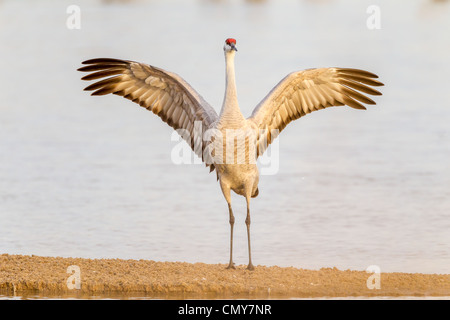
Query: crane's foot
[[226, 262, 236, 269], [246, 263, 255, 271]]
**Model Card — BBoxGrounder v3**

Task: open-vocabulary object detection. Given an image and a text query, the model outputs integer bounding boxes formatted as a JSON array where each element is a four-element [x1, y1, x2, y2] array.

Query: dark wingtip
[[339, 68, 380, 79], [81, 58, 129, 65]]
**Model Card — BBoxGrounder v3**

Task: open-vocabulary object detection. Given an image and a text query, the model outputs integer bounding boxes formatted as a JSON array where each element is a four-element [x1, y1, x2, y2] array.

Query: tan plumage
[[78, 58, 218, 171], [249, 67, 383, 156], [78, 39, 383, 271]]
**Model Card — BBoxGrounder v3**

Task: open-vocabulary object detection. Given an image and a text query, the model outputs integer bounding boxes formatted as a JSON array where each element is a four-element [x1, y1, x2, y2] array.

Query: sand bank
[[0, 254, 449, 299]]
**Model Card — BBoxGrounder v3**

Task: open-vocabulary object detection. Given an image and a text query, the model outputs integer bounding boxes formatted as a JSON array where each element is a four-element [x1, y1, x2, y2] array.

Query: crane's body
[[79, 38, 383, 270]]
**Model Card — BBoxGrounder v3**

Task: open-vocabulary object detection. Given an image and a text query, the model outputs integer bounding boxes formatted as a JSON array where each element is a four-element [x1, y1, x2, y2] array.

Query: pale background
[[0, 0, 449, 274]]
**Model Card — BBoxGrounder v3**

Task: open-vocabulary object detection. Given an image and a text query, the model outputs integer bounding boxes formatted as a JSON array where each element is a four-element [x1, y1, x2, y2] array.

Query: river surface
[[0, 0, 449, 275]]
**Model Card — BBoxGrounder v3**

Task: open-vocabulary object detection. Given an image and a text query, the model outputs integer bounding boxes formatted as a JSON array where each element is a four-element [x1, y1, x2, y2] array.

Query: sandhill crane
[[78, 38, 383, 271]]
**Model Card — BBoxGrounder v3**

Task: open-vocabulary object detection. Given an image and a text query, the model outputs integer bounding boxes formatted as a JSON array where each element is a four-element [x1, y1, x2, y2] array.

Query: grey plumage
[[78, 39, 383, 270]]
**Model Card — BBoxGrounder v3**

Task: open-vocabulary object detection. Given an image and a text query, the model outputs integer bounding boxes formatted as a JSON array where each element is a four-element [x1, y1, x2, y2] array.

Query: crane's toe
[[246, 263, 255, 271], [226, 262, 236, 269]]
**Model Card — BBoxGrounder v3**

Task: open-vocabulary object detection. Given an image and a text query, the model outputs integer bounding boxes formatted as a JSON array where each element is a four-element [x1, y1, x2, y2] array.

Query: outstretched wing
[[78, 58, 218, 170], [248, 67, 384, 157]]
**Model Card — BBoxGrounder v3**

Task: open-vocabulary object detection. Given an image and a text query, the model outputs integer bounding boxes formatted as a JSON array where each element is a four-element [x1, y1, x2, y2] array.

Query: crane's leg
[[245, 196, 255, 271], [227, 202, 235, 269], [220, 180, 235, 269]]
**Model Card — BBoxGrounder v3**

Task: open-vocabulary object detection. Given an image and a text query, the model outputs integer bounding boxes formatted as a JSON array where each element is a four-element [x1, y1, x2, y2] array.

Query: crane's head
[[223, 38, 237, 53]]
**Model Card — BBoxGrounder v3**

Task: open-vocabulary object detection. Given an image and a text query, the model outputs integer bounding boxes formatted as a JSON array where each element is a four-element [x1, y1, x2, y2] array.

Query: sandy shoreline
[[1, 254, 449, 299]]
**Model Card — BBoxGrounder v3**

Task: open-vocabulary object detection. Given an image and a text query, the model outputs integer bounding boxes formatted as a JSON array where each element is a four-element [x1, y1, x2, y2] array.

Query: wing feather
[[79, 58, 219, 171], [248, 67, 383, 157]]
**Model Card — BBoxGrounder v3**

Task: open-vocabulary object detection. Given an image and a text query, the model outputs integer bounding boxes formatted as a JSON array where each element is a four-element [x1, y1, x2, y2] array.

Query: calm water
[[0, 0, 449, 276]]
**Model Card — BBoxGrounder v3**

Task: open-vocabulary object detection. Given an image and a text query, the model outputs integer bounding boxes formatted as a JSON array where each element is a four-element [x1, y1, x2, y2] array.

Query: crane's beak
[[231, 43, 237, 51]]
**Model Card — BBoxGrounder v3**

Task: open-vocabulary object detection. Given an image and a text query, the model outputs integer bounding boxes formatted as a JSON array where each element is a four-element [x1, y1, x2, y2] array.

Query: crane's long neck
[[219, 51, 244, 122]]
